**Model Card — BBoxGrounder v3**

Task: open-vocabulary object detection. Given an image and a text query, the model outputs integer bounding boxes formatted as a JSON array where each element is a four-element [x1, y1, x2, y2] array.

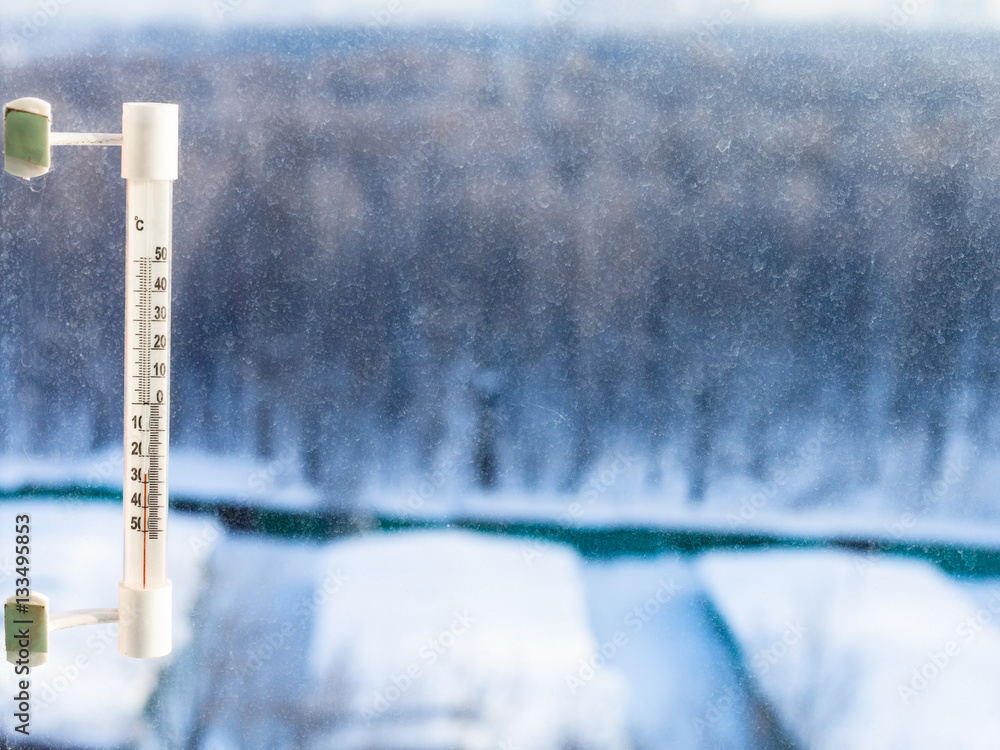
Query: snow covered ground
[[0, 501, 220, 747], [700, 549, 1000, 750], [578, 557, 789, 750], [153, 530, 630, 749], [148, 528, 799, 750], [143, 530, 1000, 749], [0, 452, 1000, 750], [3, 491, 1000, 748]]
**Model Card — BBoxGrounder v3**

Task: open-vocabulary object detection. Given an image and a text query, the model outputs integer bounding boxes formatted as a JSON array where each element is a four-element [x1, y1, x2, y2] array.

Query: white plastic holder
[[4, 595, 119, 667], [118, 581, 172, 658]]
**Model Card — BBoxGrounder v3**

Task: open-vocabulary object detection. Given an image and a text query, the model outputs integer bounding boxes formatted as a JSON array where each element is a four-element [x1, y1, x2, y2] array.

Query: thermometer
[[119, 103, 177, 658], [3, 98, 178, 659]]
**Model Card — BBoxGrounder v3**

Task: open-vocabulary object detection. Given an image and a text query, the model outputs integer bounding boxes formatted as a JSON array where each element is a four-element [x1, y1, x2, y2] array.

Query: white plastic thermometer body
[[119, 103, 178, 658]]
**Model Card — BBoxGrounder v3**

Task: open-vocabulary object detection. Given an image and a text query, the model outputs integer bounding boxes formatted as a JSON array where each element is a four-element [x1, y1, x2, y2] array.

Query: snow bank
[[153, 529, 630, 749], [580, 556, 785, 750], [699, 549, 1000, 750]]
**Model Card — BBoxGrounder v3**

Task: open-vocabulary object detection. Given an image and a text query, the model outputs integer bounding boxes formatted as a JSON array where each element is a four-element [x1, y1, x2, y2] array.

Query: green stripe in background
[[5, 487, 1000, 577]]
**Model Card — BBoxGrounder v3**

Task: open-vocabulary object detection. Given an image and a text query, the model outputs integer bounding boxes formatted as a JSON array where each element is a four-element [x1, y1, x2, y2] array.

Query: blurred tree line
[[2, 28, 999, 505]]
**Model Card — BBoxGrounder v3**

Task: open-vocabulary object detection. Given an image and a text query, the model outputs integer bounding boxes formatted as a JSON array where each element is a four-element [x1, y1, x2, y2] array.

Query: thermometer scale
[[124, 174, 172, 597]]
